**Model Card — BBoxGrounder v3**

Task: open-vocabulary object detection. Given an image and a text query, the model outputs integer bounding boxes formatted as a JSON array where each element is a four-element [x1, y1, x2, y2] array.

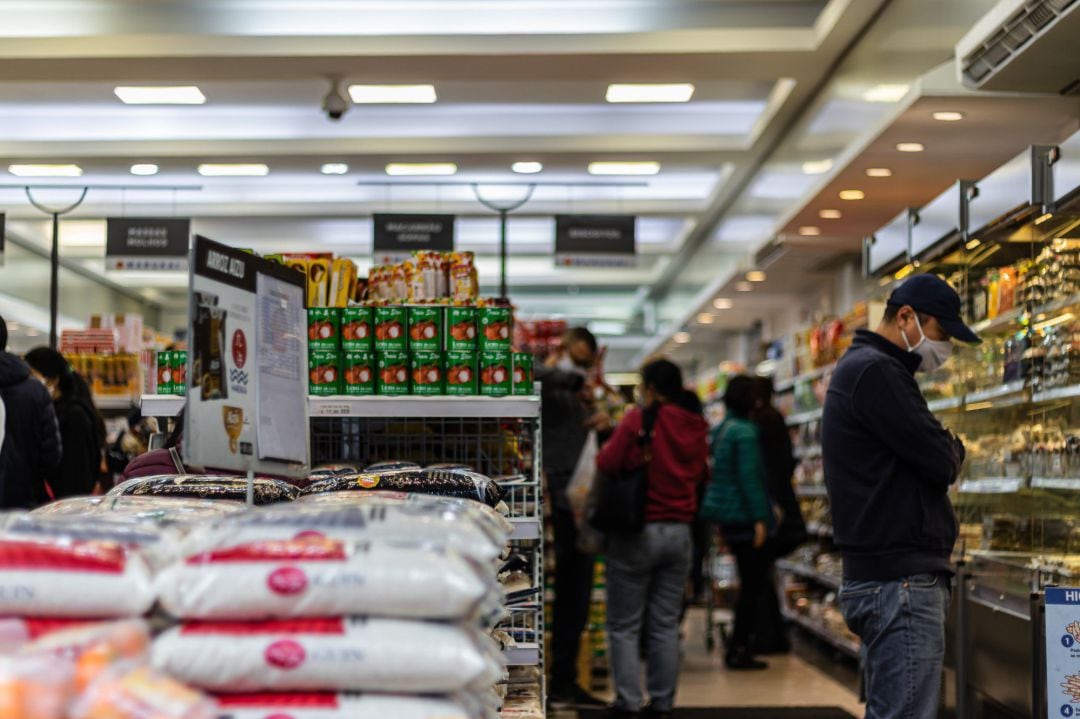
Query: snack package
[[299, 469, 505, 508], [152, 619, 503, 694], [0, 537, 154, 618], [71, 664, 215, 719], [0, 652, 74, 719], [156, 538, 498, 622], [307, 259, 331, 308], [364, 461, 421, 472], [329, 259, 357, 309], [108, 476, 300, 505], [449, 252, 478, 302], [21, 620, 151, 693], [215, 693, 483, 719]]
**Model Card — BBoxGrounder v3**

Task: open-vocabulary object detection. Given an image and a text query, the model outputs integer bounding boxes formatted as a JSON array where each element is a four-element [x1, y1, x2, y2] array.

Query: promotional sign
[[185, 236, 309, 478], [554, 215, 636, 268], [1045, 588, 1080, 716], [106, 217, 191, 271], [372, 213, 454, 265]]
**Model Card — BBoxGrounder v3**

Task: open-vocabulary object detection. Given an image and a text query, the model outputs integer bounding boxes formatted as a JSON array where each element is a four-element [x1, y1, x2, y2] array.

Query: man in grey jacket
[[537, 326, 609, 709]]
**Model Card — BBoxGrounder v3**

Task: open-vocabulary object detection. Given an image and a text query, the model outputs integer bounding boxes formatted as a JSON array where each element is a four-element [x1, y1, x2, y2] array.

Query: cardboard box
[[374, 306, 408, 352], [377, 350, 410, 396], [309, 350, 341, 396], [307, 308, 341, 351], [341, 307, 374, 351], [478, 307, 512, 352], [445, 351, 478, 396], [512, 352, 534, 396], [343, 350, 375, 396], [408, 306, 443, 352], [479, 351, 512, 397], [446, 306, 478, 351], [410, 351, 444, 396]]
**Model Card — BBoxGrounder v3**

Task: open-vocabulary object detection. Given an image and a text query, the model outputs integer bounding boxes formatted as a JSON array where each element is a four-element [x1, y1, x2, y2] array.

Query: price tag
[[313, 402, 352, 417]]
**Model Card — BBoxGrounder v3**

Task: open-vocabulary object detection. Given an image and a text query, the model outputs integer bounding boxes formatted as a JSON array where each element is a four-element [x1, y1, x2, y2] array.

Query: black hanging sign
[[555, 215, 636, 267], [106, 217, 191, 271], [372, 213, 455, 265]]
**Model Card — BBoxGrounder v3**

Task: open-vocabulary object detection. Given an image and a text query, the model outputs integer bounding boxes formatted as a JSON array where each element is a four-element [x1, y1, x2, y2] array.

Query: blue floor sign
[[1046, 589, 1080, 717]]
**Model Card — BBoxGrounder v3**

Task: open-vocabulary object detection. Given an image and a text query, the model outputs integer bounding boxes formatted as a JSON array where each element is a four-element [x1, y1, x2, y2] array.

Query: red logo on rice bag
[[267, 715, 295, 719], [267, 566, 309, 596], [293, 530, 326, 540], [265, 639, 306, 670]]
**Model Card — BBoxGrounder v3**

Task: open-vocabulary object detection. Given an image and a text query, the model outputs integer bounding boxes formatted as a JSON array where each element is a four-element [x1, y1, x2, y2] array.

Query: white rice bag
[[153, 618, 504, 693], [0, 537, 154, 618], [156, 538, 499, 622], [214, 693, 486, 719]]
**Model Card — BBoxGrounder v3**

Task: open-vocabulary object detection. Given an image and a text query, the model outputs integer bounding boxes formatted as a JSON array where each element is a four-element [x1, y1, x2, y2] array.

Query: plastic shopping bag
[[563, 432, 603, 553]]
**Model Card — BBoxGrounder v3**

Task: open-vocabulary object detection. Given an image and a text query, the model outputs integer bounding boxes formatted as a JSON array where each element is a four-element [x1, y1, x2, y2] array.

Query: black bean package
[[300, 468, 505, 508], [109, 475, 301, 505]]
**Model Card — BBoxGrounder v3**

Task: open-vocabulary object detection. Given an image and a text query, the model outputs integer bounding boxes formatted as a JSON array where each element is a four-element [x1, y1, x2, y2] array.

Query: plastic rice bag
[[109, 476, 299, 505], [214, 693, 487, 719], [153, 618, 503, 693]]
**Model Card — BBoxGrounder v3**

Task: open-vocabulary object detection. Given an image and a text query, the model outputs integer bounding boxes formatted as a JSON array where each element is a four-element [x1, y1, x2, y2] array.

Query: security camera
[[322, 77, 349, 121]]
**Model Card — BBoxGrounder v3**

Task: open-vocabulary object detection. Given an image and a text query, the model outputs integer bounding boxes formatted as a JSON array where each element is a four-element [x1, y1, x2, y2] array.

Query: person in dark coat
[[0, 318, 61, 508], [25, 347, 105, 499]]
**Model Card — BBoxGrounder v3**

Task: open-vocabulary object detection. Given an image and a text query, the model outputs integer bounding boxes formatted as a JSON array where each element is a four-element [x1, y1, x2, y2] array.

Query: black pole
[[49, 212, 59, 349], [499, 208, 508, 300]]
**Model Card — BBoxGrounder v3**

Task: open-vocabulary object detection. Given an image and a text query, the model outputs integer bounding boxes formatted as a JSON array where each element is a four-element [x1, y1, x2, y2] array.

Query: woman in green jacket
[[701, 375, 772, 671]]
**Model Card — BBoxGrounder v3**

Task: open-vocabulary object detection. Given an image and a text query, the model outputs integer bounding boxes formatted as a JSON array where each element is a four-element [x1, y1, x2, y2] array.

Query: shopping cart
[[702, 527, 736, 653]]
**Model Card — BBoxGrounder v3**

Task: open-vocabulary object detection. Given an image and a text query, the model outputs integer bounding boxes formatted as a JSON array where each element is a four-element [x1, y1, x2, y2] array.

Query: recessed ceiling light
[[674, 331, 692, 344], [865, 167, 892, 177], [605, 83, 695, 103], [587, 161, 660, 176], [696, 313, 715, 325], [736, 281, 753, 292], [819, 209, 842, 219], [965, 238, 981, 250], [348, 85, 437, 104], [114, 86, 206, 105], [512, 161, 543, 174], [713, 298, 733, 310], [746, 270, 766, 282], [197, 163, 269, 177], [9, 164, 83, 177], [839, 189, 865, 200], [129, 163, 159, 176], [320, 163, 349, 175], [801, 159, 834, 175], [798, 226, 821, 236], [862, 84, 909, 103], [385, 162, 457, 176], [896, 142, 924, 153], [933, 111, 965, 122]]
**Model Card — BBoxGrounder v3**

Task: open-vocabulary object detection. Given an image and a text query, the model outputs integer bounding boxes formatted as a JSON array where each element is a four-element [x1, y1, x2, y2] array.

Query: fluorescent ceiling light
[[587, 161, 660, 176], [696, 313, 715, 325], [348, 85, 437, 104], [819, 209, 842, 219], [673, 331, 692, 344], [896, 142, 924, 153], [588, 320, 627, 335], [801, 159, 834, 175], [9, 164, 82, 177], [605, 83, 695, 103], [865, 167, 892, 178], [798, 226, 821, 236], [320, 163, 349, 175], [114, 86, 205, 105], [385, 162, 457, 176], [839, 189, 865, 200], [933, 111, 965, 122], [512, 161, 543, 174], [965, 238, 981, 250], [735, 281, 753, 292], [713, 298, 733, 310], [129, 163, 159, 176], [746, 270, 766, 282], [197, 163, 269, 177], [862, 84, 909, 103]]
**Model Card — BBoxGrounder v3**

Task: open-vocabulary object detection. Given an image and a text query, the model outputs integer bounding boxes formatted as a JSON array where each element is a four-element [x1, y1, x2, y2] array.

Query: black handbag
[[587, 404, 658, 535]]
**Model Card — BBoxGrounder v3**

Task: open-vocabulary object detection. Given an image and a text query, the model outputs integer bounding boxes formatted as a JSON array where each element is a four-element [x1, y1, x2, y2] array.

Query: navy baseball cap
[[888, 274, 981, 344]]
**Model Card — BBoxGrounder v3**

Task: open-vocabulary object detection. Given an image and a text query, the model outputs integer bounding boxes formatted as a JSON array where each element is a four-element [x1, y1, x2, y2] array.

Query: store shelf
[[964, 380, 1028, 408], [794, 446, 822, 460], [141, 394, 541, 419], [776, 559, 841, 590], [782, 610, 860, 659], [970, 305, 1026, 335], [786, 408, 823, 427], [926, 396, 963, 412], [509, 518, 541, 541], [795, 485, 828, 498], [96, 395, 139, 411], [957, 477, 1026, 494], [775, 363, 835, 393], [503, 642, 540, 667], [1031, 477, 1080, 491], [1032, 384, 1080, 404]]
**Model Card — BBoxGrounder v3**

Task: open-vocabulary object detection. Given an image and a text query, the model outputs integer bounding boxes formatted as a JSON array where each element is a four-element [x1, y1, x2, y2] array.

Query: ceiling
[[1, 0, 1064, 371]]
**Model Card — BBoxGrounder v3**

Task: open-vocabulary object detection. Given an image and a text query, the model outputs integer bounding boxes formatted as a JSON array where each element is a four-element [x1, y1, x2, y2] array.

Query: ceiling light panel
[[933, 111, 965, 122], [197, 163, 269, 176], [798, 226, 821, 236], [385, 162, 457, 176], [862, 84, 909, 103], [587, 161, 660, 176], [896, 142, 924, 153], [801, 159, 834, 175], [130, 163, 159, 176], [512, 161, 543, 174], [320, 163, 349, 175], [673, 332, 691, 344], [839, 190, 865, 200], [865, 167, 892, 177], [735, 282, 753, 292], [114, 86, 206, 104], [605, 83, 695, 103], [713, 298, 733, 310], [348, 85, 437, 104], [746, 270, 766, 282], [9, 164, 82, 177], [819, 209, 842, 219]]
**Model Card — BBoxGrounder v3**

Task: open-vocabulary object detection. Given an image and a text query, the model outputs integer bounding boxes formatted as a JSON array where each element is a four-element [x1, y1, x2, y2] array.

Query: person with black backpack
[[0, 317, 61, 508], [594, 359, 708, 719]]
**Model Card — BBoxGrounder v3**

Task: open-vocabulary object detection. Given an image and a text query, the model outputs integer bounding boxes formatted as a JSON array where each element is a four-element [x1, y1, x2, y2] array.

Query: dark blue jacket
[[0, 352, 61, 508], [822, 330, 964, 581]]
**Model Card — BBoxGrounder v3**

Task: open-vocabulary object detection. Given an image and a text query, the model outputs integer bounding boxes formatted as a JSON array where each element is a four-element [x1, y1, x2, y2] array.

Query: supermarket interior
[[0, 1, 1078, 718]]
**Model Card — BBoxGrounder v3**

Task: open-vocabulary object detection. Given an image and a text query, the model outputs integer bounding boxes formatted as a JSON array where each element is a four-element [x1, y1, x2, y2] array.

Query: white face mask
[[901, 313, 953, 373], [556, 354, 587, 377]]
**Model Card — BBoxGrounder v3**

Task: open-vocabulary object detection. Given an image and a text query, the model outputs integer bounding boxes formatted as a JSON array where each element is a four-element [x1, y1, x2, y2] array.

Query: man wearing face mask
[[822, 274, 979, 719]]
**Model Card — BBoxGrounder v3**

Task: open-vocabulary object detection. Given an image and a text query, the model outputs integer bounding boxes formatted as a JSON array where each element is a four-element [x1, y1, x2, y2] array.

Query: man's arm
[[34, 386, 61, 473], [853, 362, 964, 491]]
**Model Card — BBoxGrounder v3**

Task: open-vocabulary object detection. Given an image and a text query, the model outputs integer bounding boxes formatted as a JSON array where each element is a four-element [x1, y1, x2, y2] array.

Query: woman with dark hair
[[24, 347, 105, 499], [595, 358, 708, 718], [701, 374, 773, 670], [122, 407, 187, 480]]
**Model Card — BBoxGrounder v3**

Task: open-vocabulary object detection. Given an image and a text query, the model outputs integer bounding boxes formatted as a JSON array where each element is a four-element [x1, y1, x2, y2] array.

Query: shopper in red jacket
[[596, 358, 709, 719]]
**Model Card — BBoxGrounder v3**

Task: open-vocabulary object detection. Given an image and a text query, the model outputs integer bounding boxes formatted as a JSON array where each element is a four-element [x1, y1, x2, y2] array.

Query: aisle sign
[[373, 213, 455, 265], [1045, 588, 1080, 716], [184, 235, 309, 478], [106, 217, 191, 271], [554, 215, 636, 268]]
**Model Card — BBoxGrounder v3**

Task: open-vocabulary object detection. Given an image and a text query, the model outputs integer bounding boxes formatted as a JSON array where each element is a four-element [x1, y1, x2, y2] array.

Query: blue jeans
[[839, 573, 951, 719], [606, 522, 692, 712]]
